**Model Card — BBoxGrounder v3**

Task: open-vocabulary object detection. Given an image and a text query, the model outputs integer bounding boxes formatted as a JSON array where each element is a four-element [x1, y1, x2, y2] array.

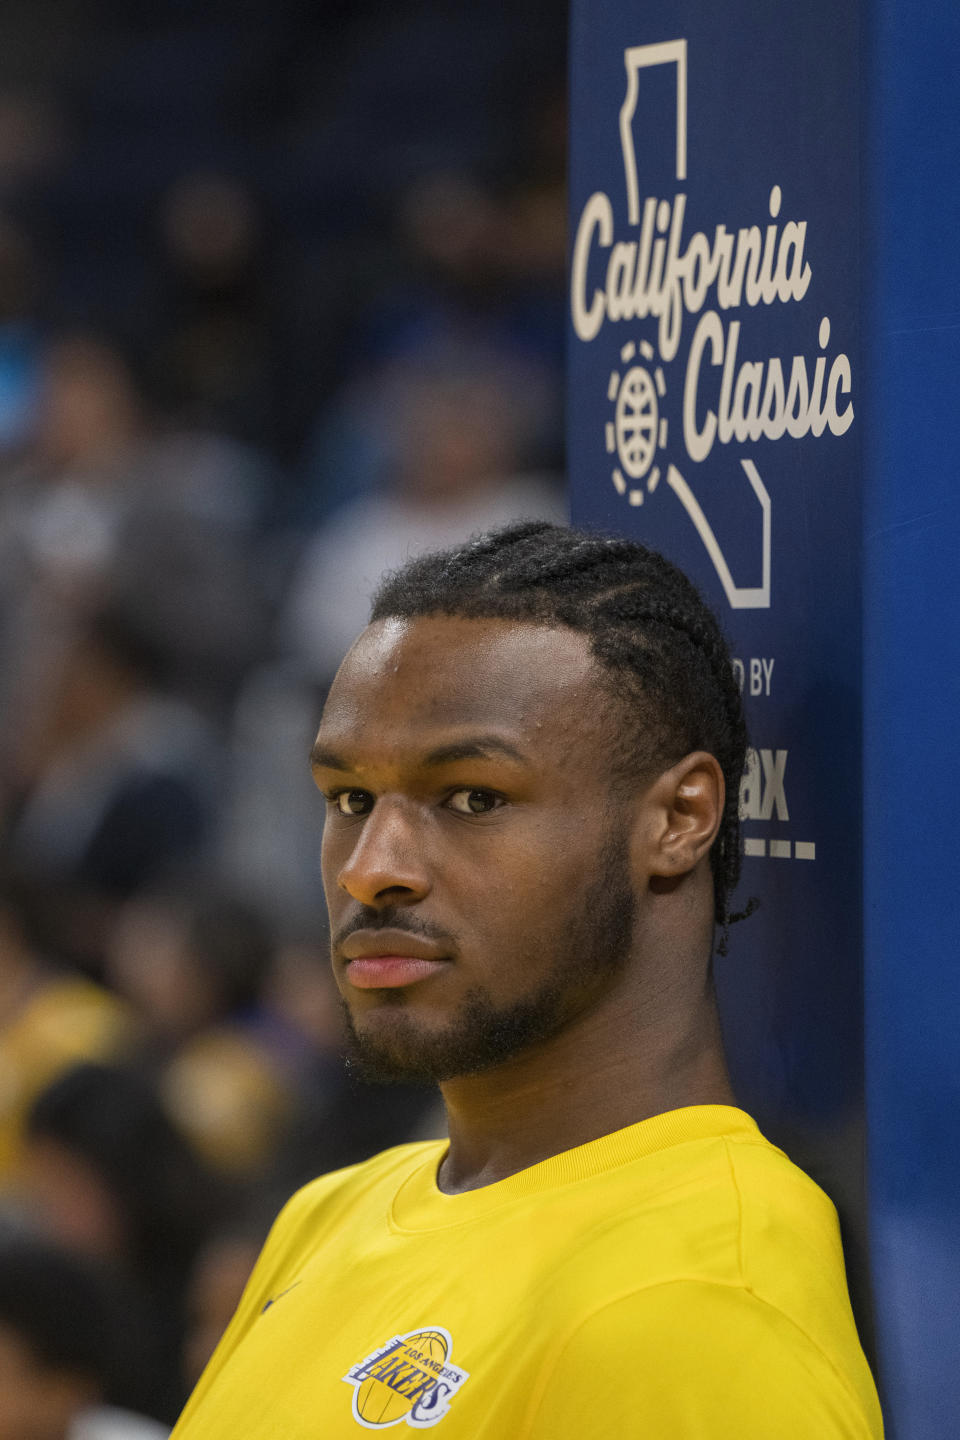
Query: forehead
[[317, 616, 608, 757]]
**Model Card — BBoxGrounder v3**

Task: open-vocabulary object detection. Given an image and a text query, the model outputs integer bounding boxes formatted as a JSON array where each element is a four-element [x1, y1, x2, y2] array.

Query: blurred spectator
[[0, 88, 65, 200], [19, 1064, 225, 1423], [262, 936, 342, 1057], [282, 344, 565, 684], [146, 171, 281, 455], [182, 1222, 265, 1389], [214, 660, 328, 926], [0, 1235, 168, 1440], [295, 152, 566, 527], [0, 215, 42, 459], [0, 329, 272, 710], [390, 141, 567, 378], [104, 507, 274, 719], [0, 869, 131, 1180], [106, 888, 295, 1179], [0, 603, 218, 969], [0, 334, 145, 601], [107, 889, 274, 1053], [0, 8, 570, 1418], [8, 326, 269, 541]]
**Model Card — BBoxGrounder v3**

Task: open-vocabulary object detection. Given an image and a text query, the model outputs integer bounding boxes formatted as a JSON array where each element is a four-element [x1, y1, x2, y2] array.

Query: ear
[[636, 751, 725, 880]]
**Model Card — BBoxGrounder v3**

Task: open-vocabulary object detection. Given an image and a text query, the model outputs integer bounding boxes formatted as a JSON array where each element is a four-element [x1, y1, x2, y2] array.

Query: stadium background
[[0, 0, 568, 1429]]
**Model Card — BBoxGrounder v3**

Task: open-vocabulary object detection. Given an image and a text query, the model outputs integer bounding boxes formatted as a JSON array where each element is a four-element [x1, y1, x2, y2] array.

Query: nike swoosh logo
[[261, 1281, 302, 1313]]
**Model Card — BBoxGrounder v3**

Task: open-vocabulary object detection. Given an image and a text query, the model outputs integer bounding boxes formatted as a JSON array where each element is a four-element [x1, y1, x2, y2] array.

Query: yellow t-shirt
[[172, 1105, 883, 1438]]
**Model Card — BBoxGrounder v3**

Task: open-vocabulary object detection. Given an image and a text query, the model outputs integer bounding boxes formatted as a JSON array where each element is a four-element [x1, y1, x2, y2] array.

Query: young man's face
[[313, 615, 645, 1085]]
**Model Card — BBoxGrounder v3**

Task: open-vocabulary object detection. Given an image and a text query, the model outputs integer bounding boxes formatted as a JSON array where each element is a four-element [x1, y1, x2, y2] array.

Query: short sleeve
[[171, 1178, 340, 1434], [522, 1280, 883, 1439]]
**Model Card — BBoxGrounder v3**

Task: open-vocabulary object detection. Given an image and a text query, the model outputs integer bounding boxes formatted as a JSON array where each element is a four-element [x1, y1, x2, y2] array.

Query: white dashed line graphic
[[743, 839, 816, 861]]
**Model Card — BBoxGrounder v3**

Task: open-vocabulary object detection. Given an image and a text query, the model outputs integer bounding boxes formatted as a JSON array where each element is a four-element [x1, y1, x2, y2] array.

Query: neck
[[436, 957, 734, 1195]]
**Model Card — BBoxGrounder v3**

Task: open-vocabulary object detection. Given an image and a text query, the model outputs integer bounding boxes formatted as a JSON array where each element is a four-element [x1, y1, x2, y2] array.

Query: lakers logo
[[342, 1327, 470, 1429]]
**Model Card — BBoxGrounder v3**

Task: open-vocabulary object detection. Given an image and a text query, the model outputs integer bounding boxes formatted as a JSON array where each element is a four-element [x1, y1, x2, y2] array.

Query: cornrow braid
[[589, 589, 753, 941], [371, 521, 754, 943]]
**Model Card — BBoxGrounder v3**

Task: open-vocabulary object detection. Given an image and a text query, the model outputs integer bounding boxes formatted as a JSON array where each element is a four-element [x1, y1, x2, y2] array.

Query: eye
[[447, 788, 502, 816], [332, 789, 374, 816]]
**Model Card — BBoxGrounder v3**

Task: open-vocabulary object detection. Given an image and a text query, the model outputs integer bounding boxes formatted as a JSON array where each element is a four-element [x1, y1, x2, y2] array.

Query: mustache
[[332, 907, 458, 952]]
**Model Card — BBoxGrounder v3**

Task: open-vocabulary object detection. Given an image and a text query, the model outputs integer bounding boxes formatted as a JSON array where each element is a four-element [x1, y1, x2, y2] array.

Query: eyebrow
[[309, 735, 532, 772], [422, 737, 531, 768], [309, 743, 352, 772]]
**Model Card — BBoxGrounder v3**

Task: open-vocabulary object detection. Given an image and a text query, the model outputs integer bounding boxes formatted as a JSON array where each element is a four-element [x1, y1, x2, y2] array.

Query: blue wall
[[863, 4, 960, 1436], [567, 0, 870, 1313], [568, 3, 960, 1433]]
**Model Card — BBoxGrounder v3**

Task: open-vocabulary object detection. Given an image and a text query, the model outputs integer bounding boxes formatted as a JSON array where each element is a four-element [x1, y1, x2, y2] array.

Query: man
[[172, 521, 883, 1437]]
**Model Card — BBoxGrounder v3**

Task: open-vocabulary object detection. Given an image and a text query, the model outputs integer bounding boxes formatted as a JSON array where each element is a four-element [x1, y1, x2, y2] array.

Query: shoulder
[[635, 1117, 849, 1304], [518, 1119, 882, 1437], [721, 1124, 841, 1231], [555, 1115, 845, 1307], [668, 1123, 868, 1379], [523, 1280, 883, 1439], [718, 1130, 857, 1331]]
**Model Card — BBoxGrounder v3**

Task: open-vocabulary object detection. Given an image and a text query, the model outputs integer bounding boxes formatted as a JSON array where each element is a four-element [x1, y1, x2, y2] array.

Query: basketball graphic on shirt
[[356, 1376, 412, 1426], [343, 1326, 470, 1429], [356, 1332, 447, 1424]]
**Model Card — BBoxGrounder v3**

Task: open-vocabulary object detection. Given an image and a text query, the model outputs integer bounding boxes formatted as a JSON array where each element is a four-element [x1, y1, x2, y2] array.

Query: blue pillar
[[568, 4, 960, 1434], [863, 5, 960, 1437]]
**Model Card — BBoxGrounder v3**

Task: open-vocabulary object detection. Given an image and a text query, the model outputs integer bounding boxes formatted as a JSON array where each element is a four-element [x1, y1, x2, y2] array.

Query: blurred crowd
[[0, 1, 569, 1434]]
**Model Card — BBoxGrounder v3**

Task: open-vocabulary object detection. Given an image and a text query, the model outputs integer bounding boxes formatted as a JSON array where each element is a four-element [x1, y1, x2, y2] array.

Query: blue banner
[[570, 5, 960, 1434], [567, 0, 868, 1338]]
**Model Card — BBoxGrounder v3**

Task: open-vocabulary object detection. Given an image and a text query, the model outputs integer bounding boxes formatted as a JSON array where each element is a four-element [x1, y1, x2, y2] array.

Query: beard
[[339, 831, 636, 1086]]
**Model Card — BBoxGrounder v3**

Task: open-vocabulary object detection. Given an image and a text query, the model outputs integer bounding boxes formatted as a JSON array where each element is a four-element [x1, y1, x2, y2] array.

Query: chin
[[341, 981, 574, 1087], [343, 1006, 464, 1086]]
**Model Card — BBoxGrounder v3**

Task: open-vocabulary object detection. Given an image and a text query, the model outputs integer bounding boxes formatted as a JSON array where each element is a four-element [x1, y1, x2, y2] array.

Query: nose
[[334, 800, 430, 908]]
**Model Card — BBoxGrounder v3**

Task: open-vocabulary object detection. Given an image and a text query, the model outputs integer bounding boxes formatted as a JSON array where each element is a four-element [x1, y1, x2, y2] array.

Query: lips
[[346, 956, 449, 989], [340, 929, 451, 990]]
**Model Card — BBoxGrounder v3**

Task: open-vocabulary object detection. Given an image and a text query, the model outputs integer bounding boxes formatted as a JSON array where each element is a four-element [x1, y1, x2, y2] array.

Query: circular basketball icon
[[615, 365, 659, 478], [355, 1330, 449, 1426], [605, 340, 668, 508]]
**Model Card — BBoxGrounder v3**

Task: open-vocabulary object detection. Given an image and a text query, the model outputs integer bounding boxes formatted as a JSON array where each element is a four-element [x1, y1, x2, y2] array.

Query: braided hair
[[371, 521, 754, 943]]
